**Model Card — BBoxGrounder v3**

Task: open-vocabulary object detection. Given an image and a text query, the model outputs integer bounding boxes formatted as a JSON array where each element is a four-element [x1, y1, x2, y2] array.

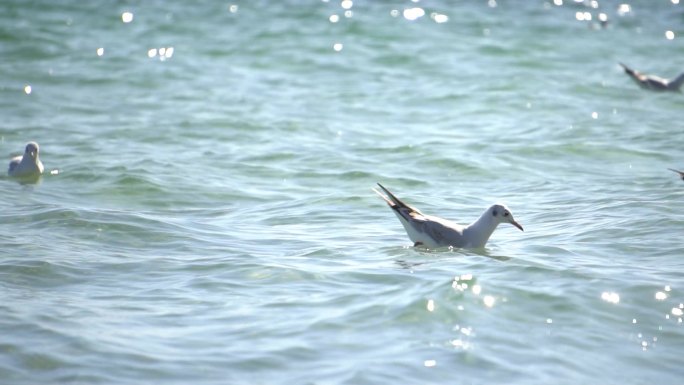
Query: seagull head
[[24, 142, 40, 159], [490, 204, 523, 231]]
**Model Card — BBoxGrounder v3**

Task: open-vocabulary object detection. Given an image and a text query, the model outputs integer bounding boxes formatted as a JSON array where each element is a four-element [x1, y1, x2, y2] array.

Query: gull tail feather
[[373, 183, 419, 222], [669, 72, 684, 91], [373, 186, 395, 206], [668, 168, 684, 176], [619, 62, 633, 74], [375, 183, 408, 208]]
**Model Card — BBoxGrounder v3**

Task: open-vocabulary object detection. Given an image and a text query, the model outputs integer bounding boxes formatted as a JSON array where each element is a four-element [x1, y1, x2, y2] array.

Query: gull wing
[[374, 183, 466, 247], [8, 156, 21, 174]]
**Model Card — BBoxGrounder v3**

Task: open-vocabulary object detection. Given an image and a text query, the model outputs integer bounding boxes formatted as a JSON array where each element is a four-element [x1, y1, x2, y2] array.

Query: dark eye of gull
[[492, 209, 498, 216]]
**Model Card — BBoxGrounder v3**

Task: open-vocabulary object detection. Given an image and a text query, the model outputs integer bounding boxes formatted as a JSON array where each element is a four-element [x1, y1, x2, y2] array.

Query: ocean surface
[[2, 1, 684, 384]]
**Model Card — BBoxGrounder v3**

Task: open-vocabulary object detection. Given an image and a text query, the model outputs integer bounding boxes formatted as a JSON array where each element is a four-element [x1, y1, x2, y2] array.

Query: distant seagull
[[8, 141, 44, 178], [669, 168, 684, 181], [619, 62, 684, 92], [373, 183, 523, 249]]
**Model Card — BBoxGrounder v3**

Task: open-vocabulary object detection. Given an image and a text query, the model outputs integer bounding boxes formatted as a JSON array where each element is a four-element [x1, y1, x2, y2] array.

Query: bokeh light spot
[[601, 291, 620, 304], [121, 12, 134, 23], [431, 13, 448, 23], [617, 4, 631, 16], [424, 360, 436, 367], [403, 7, 425, 21]]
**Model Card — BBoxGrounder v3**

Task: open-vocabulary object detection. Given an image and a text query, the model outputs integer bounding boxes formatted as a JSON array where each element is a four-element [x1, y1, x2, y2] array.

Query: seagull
[[669, 168, 684, 181], [619, 62, 684, 92], [373, 183, 523, 249], [8, 141, 44, 178]]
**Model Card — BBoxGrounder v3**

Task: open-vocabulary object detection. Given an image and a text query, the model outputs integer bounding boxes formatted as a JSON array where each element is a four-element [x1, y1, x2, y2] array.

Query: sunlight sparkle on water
[[424, 360, 436, 367], [655, 291, 668, 301], [333, 43, 343, 52], [403, 7, 425, 21], [329, 14, 339, 23], [617, 4, 631, 16], [576, 11, 592, 21], [96, 47, 104, 56], [24, 85, 32, 95], [452, 274, 474, 292], [601, 291, 620, 304], [121, 12, 134, 23], [472, 284, 482, 295], [426, 299, 435, 312], [341, 0, 353, 10], [148, 47, 175, 60], [665, 30, 675, 40], [430, 13, 448, 23], [483, 295, 495, 308]]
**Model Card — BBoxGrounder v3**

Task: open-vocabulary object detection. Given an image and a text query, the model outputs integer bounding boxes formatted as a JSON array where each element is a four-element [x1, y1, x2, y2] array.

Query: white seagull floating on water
[[373, 183, 523, 249], [8, 141, 44, 178]]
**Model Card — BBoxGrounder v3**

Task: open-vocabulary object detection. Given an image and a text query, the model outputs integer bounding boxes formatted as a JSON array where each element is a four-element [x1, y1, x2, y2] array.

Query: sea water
[[1, 1, 683, 384]]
